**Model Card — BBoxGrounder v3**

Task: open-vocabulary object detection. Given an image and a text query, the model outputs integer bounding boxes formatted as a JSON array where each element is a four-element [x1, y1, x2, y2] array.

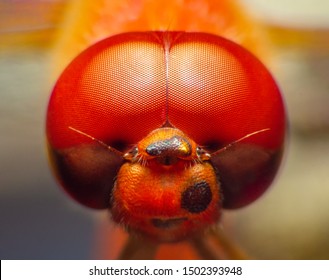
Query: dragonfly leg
[[190, 227, 249, 260], [118, 235, 158, 260]]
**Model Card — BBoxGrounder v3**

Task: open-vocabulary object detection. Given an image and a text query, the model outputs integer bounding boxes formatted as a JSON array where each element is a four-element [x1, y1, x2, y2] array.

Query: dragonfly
[[46, 0, 287, 259]]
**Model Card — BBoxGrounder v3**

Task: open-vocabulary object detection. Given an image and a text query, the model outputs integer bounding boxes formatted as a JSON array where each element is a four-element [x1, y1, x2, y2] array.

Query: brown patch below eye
[[181, 181, 212, 213]]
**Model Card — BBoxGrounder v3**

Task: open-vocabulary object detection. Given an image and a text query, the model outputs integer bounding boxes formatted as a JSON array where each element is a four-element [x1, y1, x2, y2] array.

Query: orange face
[[46, 31, 286, 242], [111, 127, 221, 242]]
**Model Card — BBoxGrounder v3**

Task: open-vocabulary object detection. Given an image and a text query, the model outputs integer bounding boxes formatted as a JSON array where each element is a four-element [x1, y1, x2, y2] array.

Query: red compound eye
[[46, 31, 285, 211]]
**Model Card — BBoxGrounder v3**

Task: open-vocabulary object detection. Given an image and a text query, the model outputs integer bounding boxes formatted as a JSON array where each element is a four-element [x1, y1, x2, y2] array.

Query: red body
[[46, 31, 285, 240]]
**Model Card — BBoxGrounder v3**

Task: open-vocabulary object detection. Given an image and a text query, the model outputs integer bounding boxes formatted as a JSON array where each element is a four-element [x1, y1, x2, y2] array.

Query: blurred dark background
[[1, 0, 329, 259]]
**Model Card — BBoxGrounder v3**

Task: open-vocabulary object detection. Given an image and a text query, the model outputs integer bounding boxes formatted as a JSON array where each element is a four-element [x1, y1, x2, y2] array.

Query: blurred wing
[[51, 0, 265, 76]]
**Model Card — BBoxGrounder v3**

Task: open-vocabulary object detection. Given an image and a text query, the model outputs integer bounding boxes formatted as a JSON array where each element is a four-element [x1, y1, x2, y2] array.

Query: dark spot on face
[[151, 217, 187, 229], [181, 181, 212, 213]]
